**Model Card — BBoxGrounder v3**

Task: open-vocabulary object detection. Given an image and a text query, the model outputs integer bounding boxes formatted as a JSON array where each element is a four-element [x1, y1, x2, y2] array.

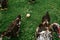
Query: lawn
[[0, 0, 60, 40]]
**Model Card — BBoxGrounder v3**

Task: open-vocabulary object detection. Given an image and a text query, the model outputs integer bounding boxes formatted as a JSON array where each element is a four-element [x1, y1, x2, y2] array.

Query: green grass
[[0, 0, 60, 40]]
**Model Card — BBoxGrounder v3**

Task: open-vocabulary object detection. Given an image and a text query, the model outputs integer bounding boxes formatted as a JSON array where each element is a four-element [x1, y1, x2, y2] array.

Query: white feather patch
[[0, 37, 2, 40]]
